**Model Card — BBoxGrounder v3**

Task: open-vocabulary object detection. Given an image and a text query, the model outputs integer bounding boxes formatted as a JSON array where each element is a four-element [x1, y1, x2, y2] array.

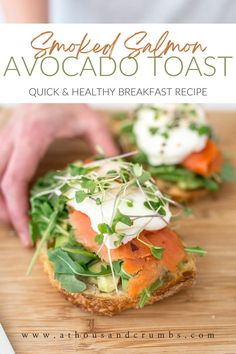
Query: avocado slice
[[88, 261, 120, 292], [54, 235, 69, 248], [97, 275, 120, 293]]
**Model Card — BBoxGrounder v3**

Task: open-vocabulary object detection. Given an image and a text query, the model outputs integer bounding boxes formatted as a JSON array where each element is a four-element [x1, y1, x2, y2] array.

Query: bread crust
[[153, 178, 209, 203], [40, 250, 196, 316]]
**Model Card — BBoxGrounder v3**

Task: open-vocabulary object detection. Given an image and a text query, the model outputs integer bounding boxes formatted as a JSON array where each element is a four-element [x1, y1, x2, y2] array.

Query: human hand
[[0, 104, 118, 246]]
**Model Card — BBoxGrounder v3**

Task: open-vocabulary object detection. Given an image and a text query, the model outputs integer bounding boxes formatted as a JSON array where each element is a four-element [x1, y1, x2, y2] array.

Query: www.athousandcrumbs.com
[[19, 328, 216, 348]]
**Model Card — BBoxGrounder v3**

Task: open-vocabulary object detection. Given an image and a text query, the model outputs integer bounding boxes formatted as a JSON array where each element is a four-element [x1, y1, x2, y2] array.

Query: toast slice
[[40, 246, 196, 316], [30, 157, 200, 316]]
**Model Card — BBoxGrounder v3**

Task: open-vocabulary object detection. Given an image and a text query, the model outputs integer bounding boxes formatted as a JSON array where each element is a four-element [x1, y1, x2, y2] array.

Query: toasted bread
[[153, 178, 209, 203], [40, 247, 196, 316]]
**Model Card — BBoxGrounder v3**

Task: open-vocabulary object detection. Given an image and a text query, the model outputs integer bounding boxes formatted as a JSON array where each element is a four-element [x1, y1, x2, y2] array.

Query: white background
[[0, 24, 236, 104]]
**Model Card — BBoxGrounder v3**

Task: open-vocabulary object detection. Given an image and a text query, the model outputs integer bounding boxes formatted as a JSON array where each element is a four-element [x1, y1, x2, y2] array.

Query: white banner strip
[[0, 24, 235, 103]]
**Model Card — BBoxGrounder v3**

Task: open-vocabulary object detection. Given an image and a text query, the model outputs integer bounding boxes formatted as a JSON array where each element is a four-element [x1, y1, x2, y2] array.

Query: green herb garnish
[[189, 122, 212, 137], [184, 246, 207, 257], [127, 199, 134, 208], [111, 208, 133, 231], [94, 234, 104, 245], [75, 190, 87, 203], [183, 207, 193, 216], [144, 200, 166, 216], [137, 235, 164, 261], [98, 223, 113, 235], [149, 127, 159, 135], [161, 131, 169, 139], [220, 162, 235, 182], [139, 279, 164, 308], [133, 163, 143, 178], [48, 248, 111, 277]]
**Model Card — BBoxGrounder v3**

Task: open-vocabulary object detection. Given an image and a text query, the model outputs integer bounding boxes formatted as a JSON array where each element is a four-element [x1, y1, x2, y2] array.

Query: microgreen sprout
[[137, 234, 164, 260]]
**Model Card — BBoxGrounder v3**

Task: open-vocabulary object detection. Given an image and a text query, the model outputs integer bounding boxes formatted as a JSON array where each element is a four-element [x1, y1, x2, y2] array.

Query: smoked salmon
[[182, 139, 222, 177], [70, 210, 186, 297], [127, 257, 160, 297]]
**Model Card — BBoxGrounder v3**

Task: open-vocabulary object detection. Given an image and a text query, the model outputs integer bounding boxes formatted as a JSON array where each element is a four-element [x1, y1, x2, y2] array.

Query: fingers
[[1, 128, 52, 246], [44, 104, 119, 156], [0, 103, 119, 248], [0, 194, 10, 224], [0, 123, 13, 224], [2, 175, 30, 246], [84, 113, 119, 156]]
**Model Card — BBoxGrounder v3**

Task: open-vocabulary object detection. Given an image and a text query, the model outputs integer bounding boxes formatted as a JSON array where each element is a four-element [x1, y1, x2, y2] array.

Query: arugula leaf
[[30, 170, 72, 244], [48, 248, 111, 276], [132, 151, 149, 165], [112, 260, 122, 276], [149, 164, 193, 177], [121, 122, 134, 134], [62, 245, 98, 265], [139, 279, 164, 308], [55, 274, 86, 292], [139, 289, 152, 307], [184, 246, 207, 257], [27, 210, 58, 275], [113, 260, 132, 279], [149, 164, 220, 191], [203, 178, 219, 191], [48, 248, 79, 274], [183, 207, 193, 216], [220, 162, 235, 182], [62, 247, 98, 259]]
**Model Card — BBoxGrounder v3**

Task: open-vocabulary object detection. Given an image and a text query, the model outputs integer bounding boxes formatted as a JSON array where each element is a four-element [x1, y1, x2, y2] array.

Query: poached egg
[[133, 104, 208, 166], [66, 161, 171, 249]]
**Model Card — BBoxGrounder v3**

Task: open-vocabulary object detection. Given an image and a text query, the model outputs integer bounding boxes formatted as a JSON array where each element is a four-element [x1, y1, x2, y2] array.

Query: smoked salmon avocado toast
[[28, 156, 205, 316], [113, 104, 234, 202]]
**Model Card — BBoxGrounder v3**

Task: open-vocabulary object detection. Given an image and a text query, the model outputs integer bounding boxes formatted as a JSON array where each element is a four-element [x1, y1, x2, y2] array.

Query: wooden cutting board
[[0, 110, 236, 354]]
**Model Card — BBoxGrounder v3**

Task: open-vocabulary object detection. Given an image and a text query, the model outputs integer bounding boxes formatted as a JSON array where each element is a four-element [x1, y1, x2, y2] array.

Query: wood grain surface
[[0, 110, 236, 354]]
